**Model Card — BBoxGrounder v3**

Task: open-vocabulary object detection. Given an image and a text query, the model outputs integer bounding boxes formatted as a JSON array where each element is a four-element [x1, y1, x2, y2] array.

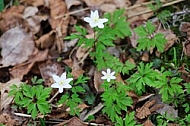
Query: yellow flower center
[[93, 17, 99, 23], [60, 81, 64, 85]]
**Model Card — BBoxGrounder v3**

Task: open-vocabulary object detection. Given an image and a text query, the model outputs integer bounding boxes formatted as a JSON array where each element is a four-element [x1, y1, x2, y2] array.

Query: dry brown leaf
[[0, 5, 25, 32], [0, 27, 35, 67], [183, 42, 190, 56], [0, 78, 21, 111], [141, 52, 149, 61], [113, 0, 131, 8], [21, 0, 44, 6], [179, 22, 190, 36], [136, 100, 156, 119], [0, 113, 16, 125], [94, 69, 104, 93], [10, 49, 49, 78], [71, 58, 84, 79], [55, 117, 87, 126], [35, 31, 55, 49], [143, 119, 154, 126], [49, 0, 70, 53], [82, 0, 106, 6]]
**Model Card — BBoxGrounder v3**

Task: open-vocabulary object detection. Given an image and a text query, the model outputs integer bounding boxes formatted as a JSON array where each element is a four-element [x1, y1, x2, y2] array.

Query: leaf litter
[[0, 0, 189, 125]]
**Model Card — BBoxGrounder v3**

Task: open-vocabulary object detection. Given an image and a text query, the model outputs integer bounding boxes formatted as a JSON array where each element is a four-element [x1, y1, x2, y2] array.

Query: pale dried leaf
[[0, 78, 21, 111], [0, 27, 35, 67], [39, 61, 63, 87], [65, 0, 82, 10], [71, 58, 84, 79], [141, 52, 149, 61], [183, 42, 190, 56], [22, 6, 38, 19], [156, 104, 178, 118], [94, 69, 104, 93]]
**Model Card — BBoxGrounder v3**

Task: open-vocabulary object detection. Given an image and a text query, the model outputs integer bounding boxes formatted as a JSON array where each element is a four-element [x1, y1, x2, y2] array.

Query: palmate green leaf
[[185, 83, 190, 94], [137, 37, 152, 51], [113, 9, 125, 23], [75, 74, 89, 85], [37, 100, 51, 114], [20, 97, 32, 107], [23, 85, 35, 98], [28, 103, 37, 119], [134, 25, 148, 37], [121, 60, 135, 74], [124, 111, 138, 126], [58, 95, 69, 105], [152, 33, 167, 52], [146, 21, 155, 34], [74, 25, 86, 35]]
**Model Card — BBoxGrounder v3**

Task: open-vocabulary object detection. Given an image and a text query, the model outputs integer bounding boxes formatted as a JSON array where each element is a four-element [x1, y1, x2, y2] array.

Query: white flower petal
[[102, 71, 107, 75], [84, 17, 91, 23], [98, 23, 104, 28], [89, 22, 97, 28], [107, 78, 111, 82], [53, 74, 60, 83], [99, 18, 108, 23], [62, 84, 72, 88], [111, 76, 116, 79], [65, 78, 73, 84], [51, 83, 59, 88], [92, 10, 99, 18], [58, 88, 64, 93], [61, 72, 66, 80], [111, 71, 115, 76], [101, 76, 107, 80], [107, 68, 111, 74]]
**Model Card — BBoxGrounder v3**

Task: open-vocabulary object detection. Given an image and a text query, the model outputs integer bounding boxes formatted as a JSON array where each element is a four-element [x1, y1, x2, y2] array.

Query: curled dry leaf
[[179, 22, 190, 36], [0, 5, 25, 32], [0, 78, 21, 111], [94, 69, 104, 93], [0, 27, 35, 67], [136, 100, 156, 119], [182, 42, 190, 56], [35, 31, 55, 49]]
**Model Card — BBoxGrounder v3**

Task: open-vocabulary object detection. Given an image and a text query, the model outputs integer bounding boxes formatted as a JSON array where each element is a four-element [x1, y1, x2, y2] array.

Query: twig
[[49, 91, 59, 103], [14, 112, 31, 118]]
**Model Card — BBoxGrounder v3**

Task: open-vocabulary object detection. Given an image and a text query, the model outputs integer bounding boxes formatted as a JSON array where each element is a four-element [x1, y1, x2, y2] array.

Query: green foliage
[[101, 81, 133, 122], [9, 84, 51, 119], [154, 68, 183, 103], [128, 62, 156, 95], [116, 112, 142, 126], [31, 76, 44, 85], [149, 0, 171, 25], [58, 74, 86, 116], [134, 21, 167, 52], [0, 0, 4, 12]]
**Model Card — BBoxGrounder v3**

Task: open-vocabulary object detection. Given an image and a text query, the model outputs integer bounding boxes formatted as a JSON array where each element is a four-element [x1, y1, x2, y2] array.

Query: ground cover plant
[[0, 0, 190, 125]]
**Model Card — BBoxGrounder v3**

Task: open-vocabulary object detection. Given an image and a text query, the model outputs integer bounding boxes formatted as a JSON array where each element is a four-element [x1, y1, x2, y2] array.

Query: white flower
[[84, 10, 108, 28], [101, 68, 116, 82], [51, 72, 73, 93]]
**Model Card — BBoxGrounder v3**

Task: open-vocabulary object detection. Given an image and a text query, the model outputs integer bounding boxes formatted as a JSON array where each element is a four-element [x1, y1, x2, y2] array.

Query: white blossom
[[101, 68, 116, 82], [84, 10, 108, 28], [51, 72, 73, 93]]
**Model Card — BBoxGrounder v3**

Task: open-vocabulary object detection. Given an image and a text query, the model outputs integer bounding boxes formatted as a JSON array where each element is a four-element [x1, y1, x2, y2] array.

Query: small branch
[[49, 91, 59, 103]]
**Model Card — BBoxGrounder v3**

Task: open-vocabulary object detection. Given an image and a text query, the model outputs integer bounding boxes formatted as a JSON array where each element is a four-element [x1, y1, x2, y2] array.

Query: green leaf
[[146, 21, 155, 34], [134, 26, 148, 37], [0, 0, 4, 12]]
